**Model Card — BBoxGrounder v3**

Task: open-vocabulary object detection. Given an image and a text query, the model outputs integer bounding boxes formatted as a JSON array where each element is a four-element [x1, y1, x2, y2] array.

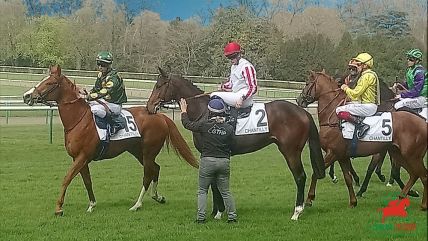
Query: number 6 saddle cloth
[[93, 109, 141, 141], [235, 103, 270, 135], [341, 112, 393, 142]]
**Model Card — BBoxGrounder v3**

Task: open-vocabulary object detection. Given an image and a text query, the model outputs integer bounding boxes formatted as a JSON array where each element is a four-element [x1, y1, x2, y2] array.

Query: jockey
[[336, 52, 380, 139], [210, 42, 257, 120], [394, 48, 427, 110], [344, 60, 361, 89], [87, 51, 128, 135]]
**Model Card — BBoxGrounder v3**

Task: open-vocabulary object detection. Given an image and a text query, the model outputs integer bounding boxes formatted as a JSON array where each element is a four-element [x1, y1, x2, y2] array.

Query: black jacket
[[181, 113, 233, 159]]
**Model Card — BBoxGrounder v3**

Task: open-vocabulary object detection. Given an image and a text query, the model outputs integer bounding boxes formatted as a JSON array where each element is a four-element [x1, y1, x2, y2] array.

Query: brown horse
[[296, 70, 427, 210], [146, 68, 325, 220], [22, 65, 199, 216], [333, 77, 419, 198]]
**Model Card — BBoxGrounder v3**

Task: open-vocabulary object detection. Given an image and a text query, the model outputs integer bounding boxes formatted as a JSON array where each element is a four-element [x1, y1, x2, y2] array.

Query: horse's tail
[[162, 115, 199, 168], [305, 111, 325, 179]]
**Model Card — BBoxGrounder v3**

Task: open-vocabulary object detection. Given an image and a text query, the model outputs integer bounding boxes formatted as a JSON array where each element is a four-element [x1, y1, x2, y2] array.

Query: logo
[[377, 198, 410, 223], [370, 196, 418, 237]]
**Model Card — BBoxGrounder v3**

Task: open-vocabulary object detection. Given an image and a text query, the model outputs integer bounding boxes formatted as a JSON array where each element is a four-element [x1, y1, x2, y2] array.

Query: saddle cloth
[[94, 109, 141, 141], [418, 107, 427, 122], [235, 103, 269, 135], [341, 112, 393, 142]]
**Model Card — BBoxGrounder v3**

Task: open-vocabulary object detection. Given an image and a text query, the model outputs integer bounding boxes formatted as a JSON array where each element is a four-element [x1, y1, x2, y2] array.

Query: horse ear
[[158, 67, 167, 78], [321, 69, 326, 74], [49, 65, 61, 77]]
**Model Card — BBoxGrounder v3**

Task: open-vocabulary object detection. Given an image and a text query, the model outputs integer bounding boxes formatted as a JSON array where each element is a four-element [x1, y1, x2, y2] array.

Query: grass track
[[0, 123, 426, 241]]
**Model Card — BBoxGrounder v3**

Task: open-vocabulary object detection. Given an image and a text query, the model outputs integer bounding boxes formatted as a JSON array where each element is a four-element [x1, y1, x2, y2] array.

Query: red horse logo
[[378, 198, 410, 223]]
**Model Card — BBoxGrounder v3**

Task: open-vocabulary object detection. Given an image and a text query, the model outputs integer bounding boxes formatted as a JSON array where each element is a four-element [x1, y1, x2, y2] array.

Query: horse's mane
[[169, 74, 204, 95], [314, 71, 338, 86]]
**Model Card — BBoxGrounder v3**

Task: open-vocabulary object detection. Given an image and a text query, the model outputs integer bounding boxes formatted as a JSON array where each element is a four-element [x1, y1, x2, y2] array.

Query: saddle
[[94, 114, 127, 136]]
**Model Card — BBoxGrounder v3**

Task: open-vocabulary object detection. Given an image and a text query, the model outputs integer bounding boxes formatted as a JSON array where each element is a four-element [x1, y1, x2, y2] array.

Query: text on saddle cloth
[[235, 103, 269, 135], [94, 109, 141, 141], [341, 112, 393, 141]]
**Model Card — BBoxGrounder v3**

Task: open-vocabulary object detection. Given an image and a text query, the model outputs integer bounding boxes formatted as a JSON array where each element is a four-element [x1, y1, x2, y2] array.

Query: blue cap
[[208, 98, 226, 113]]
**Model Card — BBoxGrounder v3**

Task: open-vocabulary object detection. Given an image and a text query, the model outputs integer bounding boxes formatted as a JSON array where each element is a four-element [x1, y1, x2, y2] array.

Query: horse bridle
[[34, 74, 82, 107], [301, 73, 345, 127], [33, 75, 61, 107]]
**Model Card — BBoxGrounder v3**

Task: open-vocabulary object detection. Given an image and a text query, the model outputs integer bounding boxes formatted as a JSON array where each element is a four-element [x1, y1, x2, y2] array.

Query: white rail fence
[[1, 96, 317, 144]]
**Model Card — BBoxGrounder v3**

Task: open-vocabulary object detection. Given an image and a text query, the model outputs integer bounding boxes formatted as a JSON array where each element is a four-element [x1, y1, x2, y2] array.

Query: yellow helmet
[[352, 52, 373, 68]]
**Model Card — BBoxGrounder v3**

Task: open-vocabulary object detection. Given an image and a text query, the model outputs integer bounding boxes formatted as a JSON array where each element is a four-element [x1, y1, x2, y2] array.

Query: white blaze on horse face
[[23, 87, 35, 98]]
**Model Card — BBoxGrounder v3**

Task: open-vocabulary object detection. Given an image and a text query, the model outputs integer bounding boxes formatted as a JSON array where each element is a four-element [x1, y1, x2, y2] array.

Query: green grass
[[0, 123, 426, 241]]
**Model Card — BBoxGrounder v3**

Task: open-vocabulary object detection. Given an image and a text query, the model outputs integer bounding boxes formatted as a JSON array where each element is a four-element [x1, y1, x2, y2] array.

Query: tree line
[[0, 0, 426, 83]]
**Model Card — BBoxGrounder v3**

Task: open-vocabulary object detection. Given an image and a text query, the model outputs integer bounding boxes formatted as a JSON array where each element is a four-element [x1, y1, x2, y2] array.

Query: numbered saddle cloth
[[341, 112, 393, 141], [235, 103, 269, 135], [94, 109, 141, 141]]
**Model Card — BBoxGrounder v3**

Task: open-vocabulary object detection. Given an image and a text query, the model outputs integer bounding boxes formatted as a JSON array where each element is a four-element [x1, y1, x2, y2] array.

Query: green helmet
[[405, 48, 423, 60], [96, 51, 113, 64]]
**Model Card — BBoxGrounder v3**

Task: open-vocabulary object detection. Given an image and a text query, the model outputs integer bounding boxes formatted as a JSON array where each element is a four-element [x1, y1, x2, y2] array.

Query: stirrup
[[357, 125, 370, 139]]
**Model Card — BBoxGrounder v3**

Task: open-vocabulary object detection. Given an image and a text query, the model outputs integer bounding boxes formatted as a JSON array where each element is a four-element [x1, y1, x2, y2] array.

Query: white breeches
[[336, 102, 377, 117], [210, 89, 254, 108], [88, 99, 122, 118], [394, 96, 427, 110]]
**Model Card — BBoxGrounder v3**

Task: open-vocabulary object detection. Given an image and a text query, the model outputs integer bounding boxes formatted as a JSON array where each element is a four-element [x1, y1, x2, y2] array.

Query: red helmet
[[224, 42, 241, 56]]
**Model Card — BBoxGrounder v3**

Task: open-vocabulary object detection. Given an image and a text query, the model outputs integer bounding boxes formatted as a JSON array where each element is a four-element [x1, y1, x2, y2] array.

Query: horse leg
[[357, 153, 384, 197], [211, 183, 225, 219], [129, 156, 157, 211], [349, 162, 360, 187], [289, 159, 306, 221], [374, 151, 387, 182], [278, 146, 306, 220], [150, 163, 166, 203], [79, 164, 96, 212], [389, 154, 419, 197], [129, 164, 154, 211], [338, 158, 357, 208], [386, 156, 395, 186], [329, 163, 338, 183], [55, 158, 88, 216], [306, 151, 335, 206]]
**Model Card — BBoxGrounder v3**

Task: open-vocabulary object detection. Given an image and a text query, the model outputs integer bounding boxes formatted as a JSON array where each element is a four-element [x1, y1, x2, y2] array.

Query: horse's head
[[297, 70, 337, 107], [146, 67, 177, 114], [23, 65, 76, 106], [147, 67, 203, 114]]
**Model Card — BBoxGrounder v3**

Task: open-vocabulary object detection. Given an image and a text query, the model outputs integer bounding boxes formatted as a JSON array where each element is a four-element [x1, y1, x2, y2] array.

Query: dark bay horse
[[297, 70, 427, 210], [146, 68, 325, 220], [23, 65, 199, 216]]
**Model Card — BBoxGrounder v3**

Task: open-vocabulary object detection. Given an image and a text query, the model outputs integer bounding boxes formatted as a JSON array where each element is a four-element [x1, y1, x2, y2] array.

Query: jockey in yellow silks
[[336, 52, 380, 139]]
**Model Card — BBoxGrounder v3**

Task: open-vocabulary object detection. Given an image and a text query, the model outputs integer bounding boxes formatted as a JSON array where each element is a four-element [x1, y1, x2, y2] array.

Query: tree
[[0, 0, 27, 66]]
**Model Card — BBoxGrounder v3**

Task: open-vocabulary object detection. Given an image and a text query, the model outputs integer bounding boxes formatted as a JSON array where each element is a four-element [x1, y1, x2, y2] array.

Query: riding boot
[[349, 115, 370, 139], [108, 114, 126, 136]]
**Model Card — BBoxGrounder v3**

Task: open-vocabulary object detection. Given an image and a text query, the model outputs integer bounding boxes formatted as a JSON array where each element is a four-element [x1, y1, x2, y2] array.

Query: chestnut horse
[[332, 78, 419, 198], [146, 68, 325, 220], [23, 65, 199, 216], [297, 71, 427, 210]]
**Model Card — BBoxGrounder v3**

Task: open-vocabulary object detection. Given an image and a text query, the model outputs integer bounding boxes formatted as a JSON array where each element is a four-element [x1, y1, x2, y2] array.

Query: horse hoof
[[378, 175, 386, 183], [305, 200, 313, 207], [214, 211, 222, 220], [421, 206, 427, 211], [349, 202, 357, 208], [129, 204, 141, 211], [356, 192, 363, 198], [386, 183, 393, 187], [408, 190, 420, 198], [55, 210, 64, 216], [152, 196, 166, 204], [332, 176, 338, 184]]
